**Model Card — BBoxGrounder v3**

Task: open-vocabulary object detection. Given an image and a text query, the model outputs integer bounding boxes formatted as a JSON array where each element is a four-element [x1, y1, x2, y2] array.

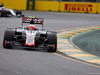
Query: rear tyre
[[47, 33, 57, 52], [1, 10, 11, 17], [3, 30, 14, 48], [1, 10, 6, 17]]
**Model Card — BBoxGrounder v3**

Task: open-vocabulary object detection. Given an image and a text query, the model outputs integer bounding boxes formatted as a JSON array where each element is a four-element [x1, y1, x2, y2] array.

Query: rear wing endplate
[[22, 17, 44, 28]]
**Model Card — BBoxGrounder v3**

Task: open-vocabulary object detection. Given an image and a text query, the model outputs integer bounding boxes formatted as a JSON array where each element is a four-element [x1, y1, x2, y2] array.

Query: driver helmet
[[28, 25, 36, 30], [28, 19, 36, 30]]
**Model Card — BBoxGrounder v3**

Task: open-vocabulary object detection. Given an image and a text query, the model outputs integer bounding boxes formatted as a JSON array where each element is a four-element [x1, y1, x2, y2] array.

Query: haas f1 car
[[0, 3, 22, 17], [3, 17, 57, 52]]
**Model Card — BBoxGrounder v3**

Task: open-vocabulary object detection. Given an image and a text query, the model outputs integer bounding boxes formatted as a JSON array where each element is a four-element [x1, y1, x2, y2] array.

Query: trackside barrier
[[97, 3, 100, 14], [60, 2, 97, 13], [35, 1, 100, 14], [35, 1, 59, 11], [27, 0, 35, 10], [0, 0, 27, 10], [0, 0, 100, 14]]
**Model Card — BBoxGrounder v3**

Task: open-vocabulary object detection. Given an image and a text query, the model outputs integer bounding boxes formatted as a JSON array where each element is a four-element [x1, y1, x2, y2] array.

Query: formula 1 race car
[[3, 17, 57, 52], [0, 3, 22, 17]]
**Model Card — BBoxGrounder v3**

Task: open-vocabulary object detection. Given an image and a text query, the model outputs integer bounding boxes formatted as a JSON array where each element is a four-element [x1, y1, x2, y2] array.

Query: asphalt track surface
[[0, 11, 100, 75]]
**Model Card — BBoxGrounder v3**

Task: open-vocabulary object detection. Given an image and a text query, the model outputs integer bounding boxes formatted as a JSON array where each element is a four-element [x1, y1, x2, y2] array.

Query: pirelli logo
[[65, 4, 93, 12]]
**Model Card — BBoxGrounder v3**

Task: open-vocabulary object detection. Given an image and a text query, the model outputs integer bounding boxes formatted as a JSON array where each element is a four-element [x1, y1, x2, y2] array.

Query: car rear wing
[[22, 17, 44, 28]]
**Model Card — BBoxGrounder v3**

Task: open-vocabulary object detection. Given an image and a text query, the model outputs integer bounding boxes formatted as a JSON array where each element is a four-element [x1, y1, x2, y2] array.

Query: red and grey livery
[[25, 31, 36, 46], [3, 16, 57, 52]]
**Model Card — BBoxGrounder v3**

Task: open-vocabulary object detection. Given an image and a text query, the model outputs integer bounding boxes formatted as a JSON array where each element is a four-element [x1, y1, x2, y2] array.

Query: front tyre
[[15, 10, 22, 18], [47, 33, 57, 52], [3, 30, 14, 48]]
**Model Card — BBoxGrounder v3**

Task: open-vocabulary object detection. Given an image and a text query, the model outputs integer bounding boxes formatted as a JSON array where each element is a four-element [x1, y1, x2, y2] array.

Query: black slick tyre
[[3, 30, 14, 48], [1, 10, 6, 17], [16, 10, 22, 17], [47, 33, 57, 52]]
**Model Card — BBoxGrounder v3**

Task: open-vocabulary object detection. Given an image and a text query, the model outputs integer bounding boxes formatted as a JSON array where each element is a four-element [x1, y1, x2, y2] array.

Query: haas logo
[[27, 18, 32, 21], [23, 17, 43, 24]]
